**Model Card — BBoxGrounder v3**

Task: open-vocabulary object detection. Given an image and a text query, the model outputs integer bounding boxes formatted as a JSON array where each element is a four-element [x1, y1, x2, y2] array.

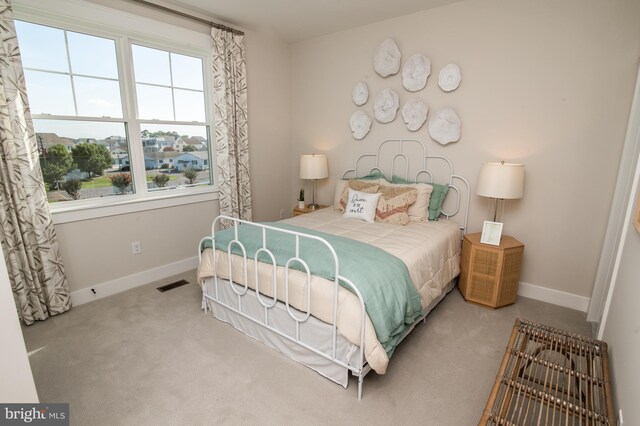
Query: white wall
[[54, 201, 216, 294], [588, 67, 640, 322], [290, 0, 640, 300], [245, 30, 293, 221], [598, 74, 640, 423], [600, 187, 640, 422], [0, 245, 39, 403]]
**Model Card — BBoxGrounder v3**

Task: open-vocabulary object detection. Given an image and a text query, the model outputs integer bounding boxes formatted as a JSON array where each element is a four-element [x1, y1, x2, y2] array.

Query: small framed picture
[[481, 221, 503, 246]]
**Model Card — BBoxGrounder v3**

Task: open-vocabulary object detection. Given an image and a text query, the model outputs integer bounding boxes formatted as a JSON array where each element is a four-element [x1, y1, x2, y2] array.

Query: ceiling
[[161, 0, 464, 43]]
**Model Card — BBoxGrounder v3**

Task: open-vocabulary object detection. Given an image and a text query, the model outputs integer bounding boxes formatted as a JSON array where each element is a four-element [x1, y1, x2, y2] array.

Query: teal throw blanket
[[206, 223, 423, 356]]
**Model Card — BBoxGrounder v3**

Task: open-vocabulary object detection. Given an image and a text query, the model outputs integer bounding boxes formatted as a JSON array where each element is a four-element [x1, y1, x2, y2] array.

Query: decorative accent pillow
[[391, 175, 449, 221], [343, 189, 382, 223], [384, 182, 432, 221], [358, 170, 387, 181], [427, 183, 450, 220], [333, 173, 388, 209], [335, 180, 381, 211], [375, 185, 418, 225]]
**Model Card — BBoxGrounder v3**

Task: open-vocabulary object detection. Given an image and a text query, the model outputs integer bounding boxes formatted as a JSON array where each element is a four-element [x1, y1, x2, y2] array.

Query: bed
[[197, 139, 470, 399]]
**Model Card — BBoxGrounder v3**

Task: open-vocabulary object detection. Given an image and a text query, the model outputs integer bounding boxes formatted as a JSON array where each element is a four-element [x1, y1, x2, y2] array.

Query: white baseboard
[[70, 256, 199, 306], [518, 281, 590, 312], [70, 261, 590, 312]]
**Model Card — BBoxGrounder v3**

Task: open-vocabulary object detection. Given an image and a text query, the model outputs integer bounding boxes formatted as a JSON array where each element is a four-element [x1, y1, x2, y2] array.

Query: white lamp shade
[[300, 154, 328, 179], [476, 162, 524, 199]]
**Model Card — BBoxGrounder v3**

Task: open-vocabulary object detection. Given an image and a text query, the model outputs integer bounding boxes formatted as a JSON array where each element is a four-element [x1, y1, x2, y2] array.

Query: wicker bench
[[481, 319, 615, 425]]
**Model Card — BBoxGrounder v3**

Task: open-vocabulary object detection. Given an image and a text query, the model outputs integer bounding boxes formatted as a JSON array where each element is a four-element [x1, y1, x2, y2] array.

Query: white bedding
[[197, 209, 461, 374], [284, 209, 461, 309]]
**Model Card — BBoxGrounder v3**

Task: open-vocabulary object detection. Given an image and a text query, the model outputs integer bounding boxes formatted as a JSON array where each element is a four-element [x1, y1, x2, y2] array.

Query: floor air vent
[[157, 279, 189, 293]]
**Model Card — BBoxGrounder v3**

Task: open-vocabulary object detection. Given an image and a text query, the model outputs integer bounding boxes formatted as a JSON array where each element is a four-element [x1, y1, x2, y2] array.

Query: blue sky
[[15, 20, 207, 140]]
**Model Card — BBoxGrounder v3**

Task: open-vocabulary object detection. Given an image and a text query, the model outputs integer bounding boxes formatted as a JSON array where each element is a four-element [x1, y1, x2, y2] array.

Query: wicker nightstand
[[292, 205, 327, 217], [458, 232, 524, 308]]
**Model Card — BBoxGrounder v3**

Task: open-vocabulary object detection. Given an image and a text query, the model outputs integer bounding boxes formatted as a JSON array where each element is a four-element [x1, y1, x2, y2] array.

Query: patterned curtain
[[0, 0, 71, 325], [211, 27, 252, 227]]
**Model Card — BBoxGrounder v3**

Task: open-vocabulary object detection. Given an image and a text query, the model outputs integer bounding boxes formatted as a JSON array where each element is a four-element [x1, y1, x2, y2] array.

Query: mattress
[[197, 209, 461, 374], [284, 209, 461, 309]]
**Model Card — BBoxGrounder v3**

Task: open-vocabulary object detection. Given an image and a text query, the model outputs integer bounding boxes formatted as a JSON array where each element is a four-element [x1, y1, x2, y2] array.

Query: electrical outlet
[[279, 209, 285, 219], [131, 241, 141, 255]]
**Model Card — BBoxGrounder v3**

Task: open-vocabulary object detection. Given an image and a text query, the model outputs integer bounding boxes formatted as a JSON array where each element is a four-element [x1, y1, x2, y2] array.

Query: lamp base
[[487, 198, 505, 223], [308, 203, 320, 210]]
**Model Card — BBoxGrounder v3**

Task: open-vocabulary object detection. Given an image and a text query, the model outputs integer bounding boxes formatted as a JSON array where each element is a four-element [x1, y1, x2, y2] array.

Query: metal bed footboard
[[199, 215, 370, 399]]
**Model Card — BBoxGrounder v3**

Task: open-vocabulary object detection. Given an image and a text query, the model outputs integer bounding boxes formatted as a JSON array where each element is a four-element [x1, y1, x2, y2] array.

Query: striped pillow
[[375, 185, 418, 225], [384, 182, 433, 221]]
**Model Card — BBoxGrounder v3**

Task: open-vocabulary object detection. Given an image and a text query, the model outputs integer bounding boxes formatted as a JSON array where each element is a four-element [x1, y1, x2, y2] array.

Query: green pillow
[[390, 175, 412, 184], [427, 183, 449, 220], [359, 170, 387, 180], [391, 175, 449, 220]]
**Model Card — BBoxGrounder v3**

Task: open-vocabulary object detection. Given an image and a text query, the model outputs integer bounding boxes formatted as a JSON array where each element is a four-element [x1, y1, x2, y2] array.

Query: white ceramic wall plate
[[373, 89, 399, 123], [352, 82, 369, 106], [428, 107, 461, 144], [350, 110, 373, 140], [402, 54, 431, 92], [402, 99, 428, 131], [373, 38, 401, 77], [438, 63, 462, 92]]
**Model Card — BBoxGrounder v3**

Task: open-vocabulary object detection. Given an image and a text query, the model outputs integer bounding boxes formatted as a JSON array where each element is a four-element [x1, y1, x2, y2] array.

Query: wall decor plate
[[402, 54, 431, 92], [350, 110, 372, 140], [402, 99, 428, 131], [352, 82, 369, 106], [373, 89, 399, 123], [373, 39, 401, 77], [438, 63, 462, 92], [428, 107, 461, 144]]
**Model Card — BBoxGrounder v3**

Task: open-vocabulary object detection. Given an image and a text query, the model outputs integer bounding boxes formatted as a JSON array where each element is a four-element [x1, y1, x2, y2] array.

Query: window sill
[[50, 186, 219, 224]]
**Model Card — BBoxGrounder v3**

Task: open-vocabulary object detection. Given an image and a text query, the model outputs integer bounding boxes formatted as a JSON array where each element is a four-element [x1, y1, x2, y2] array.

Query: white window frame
[[13, 0, 218, 225]]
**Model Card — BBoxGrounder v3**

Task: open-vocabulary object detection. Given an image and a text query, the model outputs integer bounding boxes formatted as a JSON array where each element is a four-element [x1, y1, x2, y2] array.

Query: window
[[14, 19, 213, 206]]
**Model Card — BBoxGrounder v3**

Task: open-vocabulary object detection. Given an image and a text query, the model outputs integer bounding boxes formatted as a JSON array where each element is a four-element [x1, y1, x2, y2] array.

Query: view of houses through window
[[130, 124, 210, 192], [15, 20, 212, 204]]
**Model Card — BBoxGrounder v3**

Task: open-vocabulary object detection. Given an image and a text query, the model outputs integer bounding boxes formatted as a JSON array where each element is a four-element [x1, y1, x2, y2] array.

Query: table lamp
[[300, 154, 328, 209], [476, 161, 524, 222]]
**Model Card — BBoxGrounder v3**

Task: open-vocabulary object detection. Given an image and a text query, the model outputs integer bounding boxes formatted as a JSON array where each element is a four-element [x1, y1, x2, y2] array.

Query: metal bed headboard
[[341, 139, 470, 234]]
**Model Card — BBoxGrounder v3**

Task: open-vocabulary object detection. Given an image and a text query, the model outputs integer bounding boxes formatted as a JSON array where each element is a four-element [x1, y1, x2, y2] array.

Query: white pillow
[[342, 189, 381, 223], [384, 182, 433, 221]]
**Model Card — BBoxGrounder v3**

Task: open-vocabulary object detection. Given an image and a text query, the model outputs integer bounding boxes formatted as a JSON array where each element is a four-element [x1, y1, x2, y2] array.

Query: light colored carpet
[[22, 271, 591, 426]]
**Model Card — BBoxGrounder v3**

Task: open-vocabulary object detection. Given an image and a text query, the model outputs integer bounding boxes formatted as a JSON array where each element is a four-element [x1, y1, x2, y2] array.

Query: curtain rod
[[130, 0, 244, 36]]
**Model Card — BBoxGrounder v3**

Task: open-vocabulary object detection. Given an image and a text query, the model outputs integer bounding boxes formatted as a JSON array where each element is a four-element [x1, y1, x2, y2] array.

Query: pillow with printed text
[[342, 188, 382, 223], [335, 180, 381, 211]]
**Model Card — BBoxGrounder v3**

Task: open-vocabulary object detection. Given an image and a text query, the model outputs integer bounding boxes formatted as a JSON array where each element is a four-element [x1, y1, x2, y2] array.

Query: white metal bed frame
[[199, 217, 368, 395], [342, 139, 470, 233], [198, 139, 470, 400]]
